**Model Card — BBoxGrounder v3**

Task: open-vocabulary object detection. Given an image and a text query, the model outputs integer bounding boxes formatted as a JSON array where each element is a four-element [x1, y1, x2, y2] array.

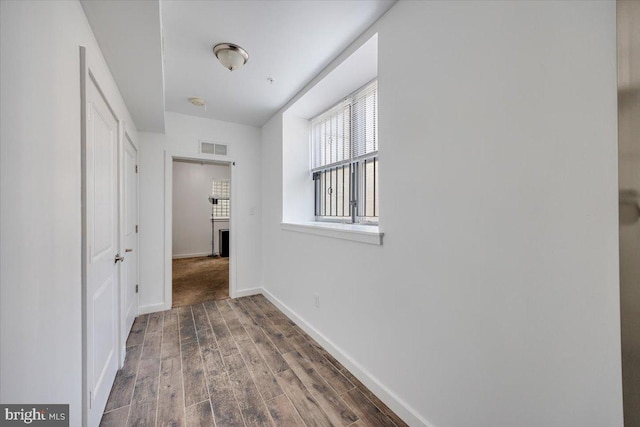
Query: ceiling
[[81, 0, 166, 132], [287, 33, 378, 120], [162, 0, 395, 127], [81, 0, 395, 131]]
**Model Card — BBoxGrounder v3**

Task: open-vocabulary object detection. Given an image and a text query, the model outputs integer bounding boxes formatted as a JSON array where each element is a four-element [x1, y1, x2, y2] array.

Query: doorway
[[171, 159, 231, 307]]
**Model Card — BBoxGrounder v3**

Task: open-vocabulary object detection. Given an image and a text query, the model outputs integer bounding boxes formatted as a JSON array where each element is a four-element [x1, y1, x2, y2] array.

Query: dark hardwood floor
[[100, 294, 408, 427]]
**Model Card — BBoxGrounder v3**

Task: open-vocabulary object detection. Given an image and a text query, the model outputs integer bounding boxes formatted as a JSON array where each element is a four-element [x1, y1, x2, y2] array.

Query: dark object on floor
[[219, 229, 230, 257], [172, 256, 229, 307]]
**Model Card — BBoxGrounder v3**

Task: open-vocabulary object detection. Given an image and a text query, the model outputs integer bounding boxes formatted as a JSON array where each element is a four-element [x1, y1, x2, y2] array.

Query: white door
[[86, 74, 119, 426], [121, 134, 138, 351]]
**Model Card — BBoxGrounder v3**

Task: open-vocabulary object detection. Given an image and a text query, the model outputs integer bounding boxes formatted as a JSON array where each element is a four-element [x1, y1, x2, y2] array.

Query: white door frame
[[80, 46, 122, 426], [119, 128, 139, 362], [163, 150, 238, 309]]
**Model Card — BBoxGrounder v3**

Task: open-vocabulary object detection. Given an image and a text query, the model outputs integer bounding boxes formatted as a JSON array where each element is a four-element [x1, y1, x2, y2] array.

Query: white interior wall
[[262, 1, 622, 426], [172, 161, 230, 258], [138, 112, 262, 312], [0, 1, 138, 424], [282, 115, 314, 222]]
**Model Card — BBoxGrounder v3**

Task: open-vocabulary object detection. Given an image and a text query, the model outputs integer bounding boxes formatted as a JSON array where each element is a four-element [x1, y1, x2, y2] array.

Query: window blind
[[351, 81, 377, 160], [311, 80, 377, 171]]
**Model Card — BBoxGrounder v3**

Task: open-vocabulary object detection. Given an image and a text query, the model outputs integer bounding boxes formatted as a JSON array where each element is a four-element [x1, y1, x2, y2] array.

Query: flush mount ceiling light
[[213, 43, 249, 71], [188, 97, 206, 106]]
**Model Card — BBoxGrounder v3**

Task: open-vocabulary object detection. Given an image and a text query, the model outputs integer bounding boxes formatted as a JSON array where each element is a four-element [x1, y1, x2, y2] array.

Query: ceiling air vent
[[200, 141, 228, 156]]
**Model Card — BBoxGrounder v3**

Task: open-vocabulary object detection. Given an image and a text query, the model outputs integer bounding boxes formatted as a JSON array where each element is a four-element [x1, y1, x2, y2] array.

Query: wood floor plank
[[178, 306, 197, 343], [131, 356, 161, 403], [104, 344, 142, 412], [127, 399, 157, 427], [261, 321, 295, 354], [247, 295, 278, 319], [126, 314, 148, 347], [216, 299, 250, 341], [208, 377, 245, 427], [185, 400, 215, 427], [340, 370, 408, 427], [242, 406, 275, 427], [236, 338, 283, 401], [265, 394, 305, 427], [274, 321, 299, 340], [243, 297, 299, 351], [216, 329, 240, 358], [234, 299, 290, 374], [283, 351, 358, 427], [131, 312, 163, 403], [157, 355, 185, 427], [139, 312, 163, 373], [341, 388, 396, 427], [252, 295, 295, 327], [198, 327, 245, 426], [245, 296, 280, 327], [204, 300, 231, 339], [131, 313, 162, 403], [225, 352, 274, 427], [163, 309, 179, 335], [204, 300, 238, 357], [181, 339, 209, 407], [162, 309, 181, 361], [239, 297, 268, 323], [276, 369, 333, 427], [305, 337, 348, 373], [146, 311, 164, 337], [100, 406, 129, 427], [224, 352, 262, 409], [141, 328, 163, 360], [192, 303, 211, 331], [229, 299, 266, 342], [252, 329, 290, 374], [197, 327, 223, 376], [291, 335, 354, 395]]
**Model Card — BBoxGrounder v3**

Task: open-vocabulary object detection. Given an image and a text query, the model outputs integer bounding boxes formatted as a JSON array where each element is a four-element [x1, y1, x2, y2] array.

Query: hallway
[[100, 295, 406, 427]]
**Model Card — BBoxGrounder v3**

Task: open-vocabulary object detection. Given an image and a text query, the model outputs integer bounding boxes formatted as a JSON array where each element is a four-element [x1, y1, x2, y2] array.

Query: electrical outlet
[[314, 293, 320, 308]]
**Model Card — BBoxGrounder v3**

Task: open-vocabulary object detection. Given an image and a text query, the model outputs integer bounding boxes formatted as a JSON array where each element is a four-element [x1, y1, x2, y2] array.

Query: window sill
[[281, 221, 383, 245]]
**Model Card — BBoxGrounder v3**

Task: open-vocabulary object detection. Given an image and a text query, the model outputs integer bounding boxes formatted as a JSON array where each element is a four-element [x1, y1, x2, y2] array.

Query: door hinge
[[135, 164, 138, 173], [135, 225, 138, 233], [135, 284, 138, 293], [89, 391, 92, 409]]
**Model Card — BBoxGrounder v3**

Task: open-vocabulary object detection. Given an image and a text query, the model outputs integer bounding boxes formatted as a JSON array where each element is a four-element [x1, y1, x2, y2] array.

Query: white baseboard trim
[[138, 302, 166, 315], [260, 288, 432, 427], [172, 252, 211, 259], [233, 287, 263, 298]]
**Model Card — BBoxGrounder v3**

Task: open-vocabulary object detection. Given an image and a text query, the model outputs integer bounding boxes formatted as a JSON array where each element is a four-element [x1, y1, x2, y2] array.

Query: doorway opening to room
[[172, 159, 231, 307]]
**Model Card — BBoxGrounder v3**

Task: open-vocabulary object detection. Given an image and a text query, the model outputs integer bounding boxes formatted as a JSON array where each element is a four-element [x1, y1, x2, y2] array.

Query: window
[[311, 80, 378, 224], [211, 179, 230, 218]]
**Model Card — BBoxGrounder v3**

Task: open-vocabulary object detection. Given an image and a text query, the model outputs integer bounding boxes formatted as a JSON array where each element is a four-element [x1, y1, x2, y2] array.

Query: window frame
[[311, 79, 378, 225], [211, 179, 230, 220]]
